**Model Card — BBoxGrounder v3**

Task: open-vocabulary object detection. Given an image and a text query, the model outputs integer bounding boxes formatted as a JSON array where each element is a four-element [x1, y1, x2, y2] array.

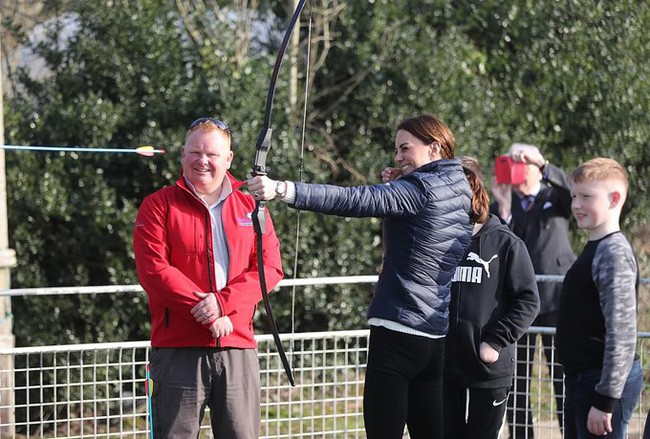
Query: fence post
[[0, 29, 18, 435]]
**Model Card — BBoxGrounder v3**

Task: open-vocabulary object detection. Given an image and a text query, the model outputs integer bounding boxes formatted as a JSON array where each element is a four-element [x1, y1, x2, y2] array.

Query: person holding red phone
[[491, 143, 575, 438]]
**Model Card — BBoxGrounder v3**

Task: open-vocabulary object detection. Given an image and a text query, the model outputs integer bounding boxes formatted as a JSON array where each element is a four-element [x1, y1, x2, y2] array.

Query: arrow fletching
[[135, 146, 165, 157], [145, 364, 154, 396]]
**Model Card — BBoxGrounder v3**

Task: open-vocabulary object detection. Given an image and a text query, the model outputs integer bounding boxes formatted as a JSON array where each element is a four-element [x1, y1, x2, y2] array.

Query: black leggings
[[363, 326, 445, 439]]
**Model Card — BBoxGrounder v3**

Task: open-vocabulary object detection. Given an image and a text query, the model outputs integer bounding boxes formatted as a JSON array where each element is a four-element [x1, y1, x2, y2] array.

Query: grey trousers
[[149, 347, 261, 439]]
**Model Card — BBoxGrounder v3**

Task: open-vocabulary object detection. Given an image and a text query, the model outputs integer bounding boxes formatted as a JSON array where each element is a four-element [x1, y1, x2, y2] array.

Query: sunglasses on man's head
[[189, 117, 231, 133]]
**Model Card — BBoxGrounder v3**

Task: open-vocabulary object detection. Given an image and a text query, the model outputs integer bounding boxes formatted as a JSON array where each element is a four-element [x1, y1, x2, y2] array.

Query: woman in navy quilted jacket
[[248, 114, 472, 439]]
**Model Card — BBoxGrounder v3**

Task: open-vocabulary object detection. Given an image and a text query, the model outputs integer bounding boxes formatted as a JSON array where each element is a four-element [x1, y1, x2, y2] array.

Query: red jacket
[[133, 172, 284, 348]]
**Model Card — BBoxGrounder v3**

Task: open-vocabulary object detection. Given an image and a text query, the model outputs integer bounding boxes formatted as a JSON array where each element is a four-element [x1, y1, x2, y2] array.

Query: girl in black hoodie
[[443, 157, 540, 439]]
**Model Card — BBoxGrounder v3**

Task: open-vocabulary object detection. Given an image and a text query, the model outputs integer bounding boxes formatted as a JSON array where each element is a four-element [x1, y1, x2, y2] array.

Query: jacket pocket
[[455, 320, 491, 376], [490, 342, 516, 380]]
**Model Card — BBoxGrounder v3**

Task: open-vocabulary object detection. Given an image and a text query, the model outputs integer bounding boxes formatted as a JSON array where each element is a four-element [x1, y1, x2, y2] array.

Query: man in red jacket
[[133, 117, 284, 438]]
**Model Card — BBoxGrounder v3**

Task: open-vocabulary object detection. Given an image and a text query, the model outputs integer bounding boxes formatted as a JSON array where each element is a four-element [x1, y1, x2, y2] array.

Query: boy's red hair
[[571, 158, 628, 191]]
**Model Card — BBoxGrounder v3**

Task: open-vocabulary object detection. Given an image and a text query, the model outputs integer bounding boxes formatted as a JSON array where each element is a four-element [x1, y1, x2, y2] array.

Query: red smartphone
[[494, 155, 526, 185]]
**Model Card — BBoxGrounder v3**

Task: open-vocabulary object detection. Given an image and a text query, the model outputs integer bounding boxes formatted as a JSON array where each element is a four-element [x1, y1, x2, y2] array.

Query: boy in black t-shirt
[[556, 158, 642, 439]]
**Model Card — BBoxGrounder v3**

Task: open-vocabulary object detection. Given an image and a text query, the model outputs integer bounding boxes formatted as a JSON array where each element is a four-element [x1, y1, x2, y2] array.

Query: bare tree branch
[[175, 0, 205, 55], [308, 18, 405, 124], [175, 0, 257, 72], [313, 126, 370, 183], [233, 0, 258, 70]]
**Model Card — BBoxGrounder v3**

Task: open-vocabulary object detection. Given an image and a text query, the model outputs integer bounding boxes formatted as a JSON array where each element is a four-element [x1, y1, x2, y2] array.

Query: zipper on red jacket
[[201, 207, 217, 294], [204, 208, 220, 349]]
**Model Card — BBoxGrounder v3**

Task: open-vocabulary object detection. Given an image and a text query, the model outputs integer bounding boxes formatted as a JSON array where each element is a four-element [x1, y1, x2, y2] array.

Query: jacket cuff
[[591, 391, 617, 413], [482, 335, 505, 353], [215, 292, 229, 316], [282, 182, 296, 204]]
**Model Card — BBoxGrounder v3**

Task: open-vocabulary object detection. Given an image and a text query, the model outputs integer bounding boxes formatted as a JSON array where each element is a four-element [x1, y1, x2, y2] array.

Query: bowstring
[[291, 7, 312, 341]]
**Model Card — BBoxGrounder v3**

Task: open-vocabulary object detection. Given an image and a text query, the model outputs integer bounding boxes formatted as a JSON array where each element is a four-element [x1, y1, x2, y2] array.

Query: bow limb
[[252, 0, 307, 388]]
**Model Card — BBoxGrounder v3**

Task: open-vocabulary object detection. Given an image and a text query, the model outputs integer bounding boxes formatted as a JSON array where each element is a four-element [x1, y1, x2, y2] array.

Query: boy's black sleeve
[[590, 234, 638, 413]]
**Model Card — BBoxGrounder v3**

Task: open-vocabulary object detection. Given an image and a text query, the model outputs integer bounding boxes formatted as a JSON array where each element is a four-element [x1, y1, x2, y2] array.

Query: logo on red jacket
[[237, 212, 254, 227]]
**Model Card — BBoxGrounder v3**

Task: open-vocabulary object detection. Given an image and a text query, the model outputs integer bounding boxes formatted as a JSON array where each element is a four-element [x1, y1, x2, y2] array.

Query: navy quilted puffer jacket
[[291, 158, 472, 336]]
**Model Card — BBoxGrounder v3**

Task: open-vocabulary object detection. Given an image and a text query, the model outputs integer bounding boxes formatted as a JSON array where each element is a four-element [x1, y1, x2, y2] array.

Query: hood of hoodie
[[473, 213, 510, 243]]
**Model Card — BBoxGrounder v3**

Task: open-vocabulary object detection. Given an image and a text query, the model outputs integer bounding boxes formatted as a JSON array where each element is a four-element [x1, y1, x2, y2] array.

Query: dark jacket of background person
[[491, 163, 575, 314], [446, 213, 540, 388], [133, 172, 284, 348], [291, 158, 472, 336]]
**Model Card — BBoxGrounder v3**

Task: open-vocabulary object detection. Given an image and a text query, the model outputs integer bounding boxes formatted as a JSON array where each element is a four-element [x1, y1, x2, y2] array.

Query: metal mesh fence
[[0, 329, 648, 438], [1, 278, 649, 438]]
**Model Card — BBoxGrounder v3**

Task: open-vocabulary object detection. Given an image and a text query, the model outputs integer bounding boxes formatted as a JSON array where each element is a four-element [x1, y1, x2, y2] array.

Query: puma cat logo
[[466, 252, 498, 278]]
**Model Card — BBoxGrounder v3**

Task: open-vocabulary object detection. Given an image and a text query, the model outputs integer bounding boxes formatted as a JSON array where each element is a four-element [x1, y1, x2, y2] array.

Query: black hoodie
[[446, 214, 540, 388]]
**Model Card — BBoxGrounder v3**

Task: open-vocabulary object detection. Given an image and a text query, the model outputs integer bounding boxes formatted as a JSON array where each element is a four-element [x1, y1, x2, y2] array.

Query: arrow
[[145, 363, 154, 439], [0, 145, 165, 157]]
